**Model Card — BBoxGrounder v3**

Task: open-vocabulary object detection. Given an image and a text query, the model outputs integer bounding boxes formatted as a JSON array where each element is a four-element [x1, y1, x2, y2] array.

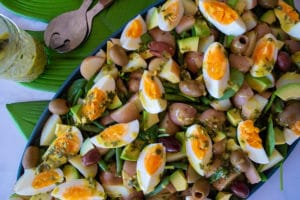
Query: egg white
[[137, 143, 166, 194], [157, 0, 184, 31], [198, 0, 246, 36], [283, 127, 300, 145], [202, 42, 230, 98], [237, 121, 269, 164], [120, 15, 147, 50], [123, 52, 147, 72], [51, 179, 105, 200], [92, 75, 116, 93], [90, 120, 139, 148], [14, 168, 64, 196], [185, 124, 212, 176]]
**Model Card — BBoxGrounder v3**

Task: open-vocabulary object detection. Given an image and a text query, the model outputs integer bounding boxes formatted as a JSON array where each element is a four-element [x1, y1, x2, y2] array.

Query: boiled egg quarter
[[237, 120, 269, 164], [139, 70, 167, 114], [198, 0, 246, 36], [202, 42, 230, 98], [14, 168, 64, 196], [186, 124, 212, 176], [157, 0, 184, 31], [91, 119, 139, 148], [51, 179, 105, 200], [81, 75, 116, 121], [250, 33, 281, 77], [137, 143, 166, 194], [274, 0, 300, 40], [284, 120, 300, 145], [120, 15, 147, 50]]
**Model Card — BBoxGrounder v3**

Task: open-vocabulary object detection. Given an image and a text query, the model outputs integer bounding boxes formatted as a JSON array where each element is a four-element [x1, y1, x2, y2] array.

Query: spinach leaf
[[67, 78, 87, 105], [219, 68, 244, 100]]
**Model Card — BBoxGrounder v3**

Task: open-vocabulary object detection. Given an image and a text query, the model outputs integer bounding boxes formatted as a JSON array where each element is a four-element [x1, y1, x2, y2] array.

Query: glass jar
[[0, 14, 47, 82]]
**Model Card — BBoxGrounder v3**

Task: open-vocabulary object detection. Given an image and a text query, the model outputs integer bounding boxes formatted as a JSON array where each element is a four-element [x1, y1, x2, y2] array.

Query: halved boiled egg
[[237, 120, 269, 164], [91, 119, 139, 148], [157, 0, 184, 31], [284, 120, 300, 145], [14, 168, 64, 196], [202, 42, 230, 98], [198, 0, 246, 36], [51, 179, 105, 200], [185, 124, 212, 176], [137, 143, 166, 194], [139, 70, 167, 114], [250, 33, 282, 77], [120, 15, 147, 50], [81, 75, 116, 121], [42, 124, 83, 168], [274, 0, 300, 40]]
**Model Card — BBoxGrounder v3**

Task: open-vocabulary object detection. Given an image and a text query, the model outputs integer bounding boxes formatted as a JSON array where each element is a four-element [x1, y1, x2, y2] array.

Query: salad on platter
[[11, 0, 300, 199]]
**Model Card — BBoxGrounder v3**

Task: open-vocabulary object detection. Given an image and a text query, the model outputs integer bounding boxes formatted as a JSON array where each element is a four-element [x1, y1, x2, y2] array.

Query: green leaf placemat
[[6, 101, 49, 140], [0, 0, 160, 92]]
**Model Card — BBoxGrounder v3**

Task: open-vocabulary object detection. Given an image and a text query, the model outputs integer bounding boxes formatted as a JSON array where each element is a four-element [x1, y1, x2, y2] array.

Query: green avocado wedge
[[275, 83, 300, 101]]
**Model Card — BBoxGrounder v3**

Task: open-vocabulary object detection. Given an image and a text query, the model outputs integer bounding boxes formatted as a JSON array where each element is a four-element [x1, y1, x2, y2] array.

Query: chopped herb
[[209, 167, 229, 183]]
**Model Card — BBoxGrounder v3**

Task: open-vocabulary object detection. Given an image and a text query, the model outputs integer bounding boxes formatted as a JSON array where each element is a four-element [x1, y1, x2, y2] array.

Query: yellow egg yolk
[[32, 170, 60, 189], [191, 127, 209, 159], [143, 74, 162, 99], [82, 88, 107, 121], [126, 19, 143, 38], [203, 1, 238, 25], [53, 132, 80, 155], [206, 45, 227, 80], [240, 120, 262, 148], [161, 0, 180, 23], [278, 0, 299, 23], [62, 186, 94, 200], [97, 123, 128, 145], [253, 38, 275, 66], [144, 146, 163, 175], [292, 120, 300, 136]]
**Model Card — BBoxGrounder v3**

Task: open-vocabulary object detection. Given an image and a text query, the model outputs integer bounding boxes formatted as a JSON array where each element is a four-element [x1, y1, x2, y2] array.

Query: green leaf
[[0, 0, 161, 92], [266, 115, 275, 156], [219, 68, 244, 100], [6, 101, 49, 139]]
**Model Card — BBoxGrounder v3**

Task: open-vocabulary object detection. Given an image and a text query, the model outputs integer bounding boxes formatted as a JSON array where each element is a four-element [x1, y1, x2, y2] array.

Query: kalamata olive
[[276, 51, 292, 72], [149, 27, 176, 47], [148, 41, 175, 57], [192, 178, 210, 200], [109, 44, 128, 67], [22, 146, 40, 169], [82, 148, 101, 166], [128, 71, 142, 93], [285, 40, 300, 54], [229, 54, 253, 73], [258, 0, 278, 8], [158, 136, 181, 152], [184, 52, 203, 74], [230, 35, 249, 54], [278, 102, 300, 127], [230, 181, 250, 199], [232, 82, 254, 108], [179, 79, 206, 97], [169, 103, 197, 126], [80, 56, 105, 80], [255, 23, 272, 39], [198, 109, 226, 130], [230, 150, 251, 172], [48, 98, 69, 115]]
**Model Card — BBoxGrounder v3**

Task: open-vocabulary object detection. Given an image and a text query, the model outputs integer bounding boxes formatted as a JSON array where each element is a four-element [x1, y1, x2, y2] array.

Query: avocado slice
[[170, 170, 188, 191], [121, 139, 146, 161], [192, 19, 211, 38], [177, 36, 200, 54], [146, 7, 158, 30], [216, 192, 232, 200], [142, 110, 159, 131], [227, 108, 243, 127], [275, 83, 300, 101], [245, 73, 273, 93], [260, 10, 276, 25], [274, 127, 285, 145]]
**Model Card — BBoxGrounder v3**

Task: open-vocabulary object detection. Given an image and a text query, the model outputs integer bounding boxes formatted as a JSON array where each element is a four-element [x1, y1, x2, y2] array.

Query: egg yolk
[[203, 1, 238, 25], [53, 132, 80, 155], [240, 120, 262, 148], [126, 19, 143, 38], [32, 170, 60, 189], [253, 38, 275, 66], [82, 88, 107, 121], [143, 74, 162, 99], [144, 146, 163, 175], [161, 0, 180, 23], [292, 120, 300, 136], [191, 127, 209, 159], [206, 45, 227, 80], [278, 0, 299, 23], [97, 123, 128, 145], [62, 186, 94, 200]]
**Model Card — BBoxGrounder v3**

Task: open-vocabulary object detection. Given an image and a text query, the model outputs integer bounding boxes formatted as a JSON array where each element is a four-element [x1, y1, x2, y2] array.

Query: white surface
[[0, 4, 300, 200]]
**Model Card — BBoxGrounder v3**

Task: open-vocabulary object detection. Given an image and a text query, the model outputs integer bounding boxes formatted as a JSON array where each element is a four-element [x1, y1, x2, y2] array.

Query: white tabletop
[[0, 4, 299, 200]]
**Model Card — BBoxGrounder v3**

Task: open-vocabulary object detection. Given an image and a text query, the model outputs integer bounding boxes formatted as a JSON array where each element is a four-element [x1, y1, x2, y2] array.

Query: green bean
[[165, 162, 188, 170], [115, 147, 123, 176], [146, 176, 170, 197], [98, 160, 108, 171], [104, 149, 115, 162], [92, 121, 105, 131]]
